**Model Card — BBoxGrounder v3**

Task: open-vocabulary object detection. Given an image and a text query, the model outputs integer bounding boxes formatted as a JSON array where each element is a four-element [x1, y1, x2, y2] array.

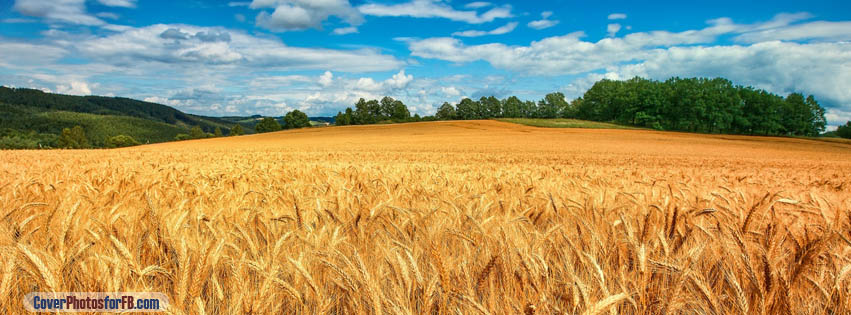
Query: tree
[[189, 126, 206, 139], [456, 98, 477, 120], [390, 99, 410, 121], [503, 96, 522, 118], [837, 121, 851, 139], [174, 134, 191, 141], [540, 92, 567, 118], [106, 135, 140, 148], [59, 125, 89, 149], [231, 124, 245, 136], [380, 96, 396, 119], [481, 96, 501, 118], [436, 102, 457, 120], [284, 110, 311, 129], [255, 117, 282, 133], [214, 127, 223, 137], [58, 128, 78, 149]]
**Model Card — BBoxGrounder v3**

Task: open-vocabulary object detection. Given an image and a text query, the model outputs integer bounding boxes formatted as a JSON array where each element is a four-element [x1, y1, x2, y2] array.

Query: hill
[[0, 86, 249, 148]]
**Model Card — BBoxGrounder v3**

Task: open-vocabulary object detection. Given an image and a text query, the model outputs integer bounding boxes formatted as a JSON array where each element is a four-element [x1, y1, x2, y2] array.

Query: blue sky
[[1, 0, 850, 128]]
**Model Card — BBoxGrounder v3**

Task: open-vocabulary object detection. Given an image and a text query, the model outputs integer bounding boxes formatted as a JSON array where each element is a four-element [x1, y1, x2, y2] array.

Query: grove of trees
[[837, 121, 851, 139], [335, 96, 429, 126], [430, 77, 829, 137]]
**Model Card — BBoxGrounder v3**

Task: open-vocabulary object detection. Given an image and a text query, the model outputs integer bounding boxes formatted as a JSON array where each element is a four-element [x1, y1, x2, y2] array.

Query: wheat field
[[1, 120, 850, 314]]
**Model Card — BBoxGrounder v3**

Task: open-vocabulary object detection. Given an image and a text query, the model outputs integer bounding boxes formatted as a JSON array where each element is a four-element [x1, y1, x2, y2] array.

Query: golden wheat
[[1, 120, 849, 314]]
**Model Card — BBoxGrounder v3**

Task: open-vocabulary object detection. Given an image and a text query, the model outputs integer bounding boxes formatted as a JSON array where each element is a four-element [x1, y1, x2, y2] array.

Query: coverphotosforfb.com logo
[[24, 292, 170, 313]]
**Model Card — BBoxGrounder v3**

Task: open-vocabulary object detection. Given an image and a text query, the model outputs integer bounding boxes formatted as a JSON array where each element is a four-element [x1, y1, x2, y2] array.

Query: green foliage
[[58, 125, 90, 149], [343, 97, 414, 126], [105, 135, 141, 148], [174, 134, 191, 141], [214, 127, 223, 137], [0, 128, 59, 149], [283, 110, 311, 129], [189, 126, 207, 139], [231, 124, 245, 136], [255, 117, 282, 133], [436, 102, 457, 120], [0, 87, 244, 149], [837, 121, 851, 139], [0, 86, 232, 130]]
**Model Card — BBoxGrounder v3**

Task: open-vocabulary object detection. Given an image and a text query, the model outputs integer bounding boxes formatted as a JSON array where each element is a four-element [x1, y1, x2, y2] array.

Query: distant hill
[[0, 86, 252, 149]]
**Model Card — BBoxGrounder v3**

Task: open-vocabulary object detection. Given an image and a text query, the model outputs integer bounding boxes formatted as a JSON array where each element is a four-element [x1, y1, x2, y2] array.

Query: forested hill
[[0, 86, 231, 128], [0, 86, 243, 149]]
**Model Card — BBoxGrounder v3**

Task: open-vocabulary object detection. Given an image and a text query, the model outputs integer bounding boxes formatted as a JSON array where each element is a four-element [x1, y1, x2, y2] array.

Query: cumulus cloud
[[453, 22, 517, 37], [608, 13, 626, 20], [56, 81, 92, 95], [441, 86, 461, 97], [386, 69, 413, 89], [13, 0, 104, 25], [358, 0, 512, 24], [75, 24, 402, 71], [528, 11, 558, 30], [318, 71, 334, 87], [250, 0, 363, 32]]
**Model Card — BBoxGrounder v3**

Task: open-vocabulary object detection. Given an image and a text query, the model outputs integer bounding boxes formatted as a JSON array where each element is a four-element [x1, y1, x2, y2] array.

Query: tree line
[[424, 77, 830, 137], [334, 97, 434, 126]]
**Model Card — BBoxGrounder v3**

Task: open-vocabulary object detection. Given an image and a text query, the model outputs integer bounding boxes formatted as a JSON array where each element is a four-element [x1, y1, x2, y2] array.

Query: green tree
[[283, 110, 311, 129], [174, 133, 191, 141], [58, 125, 89, 148], [837, 121, 851, 139], [255, 117, 282, 133], [214, 127, 223, 137], [58, 128, 78, 148], [456, 98, 477, 120], [189, 126, 206, 139], [380, 96, 396, 119], [436, 102, 457, 120], [502, 96, 522, 118], [105, 135, 140, 148], [390, 99, 411, 121], [231, 124, 245, 136]]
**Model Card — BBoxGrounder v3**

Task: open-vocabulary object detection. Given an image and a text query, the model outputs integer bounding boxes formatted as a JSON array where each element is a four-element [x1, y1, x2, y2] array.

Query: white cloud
[[441, 86, 461, 96], [96, 12, 120, 20], [13, 0, 104, 25], [251, 0, 363, 31], [228, 1, 250, 7], [453, 22, 517, 37], [734, 21, 851, 43], [96, 0, 136, 8], [2, 18, 37, 23], [358, 0, 512, 24], [464, 2, 491, 9], [332, 26, 358, 35], [318, 71, 334, 87], [386, 69, 413, 89], [528, 11, 558, 30], [607, 23, 621, 37], [74, 24, 402, 72], [608, 13, 626, 20]]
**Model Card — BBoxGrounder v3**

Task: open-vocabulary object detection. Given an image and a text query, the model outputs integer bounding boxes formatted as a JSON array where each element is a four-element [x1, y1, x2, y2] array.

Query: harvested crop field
[[1, 120, 850, 314]]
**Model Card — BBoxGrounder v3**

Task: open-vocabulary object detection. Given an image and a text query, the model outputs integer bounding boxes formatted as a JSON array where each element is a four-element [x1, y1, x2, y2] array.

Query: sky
[[1, 0, 850, 128]]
